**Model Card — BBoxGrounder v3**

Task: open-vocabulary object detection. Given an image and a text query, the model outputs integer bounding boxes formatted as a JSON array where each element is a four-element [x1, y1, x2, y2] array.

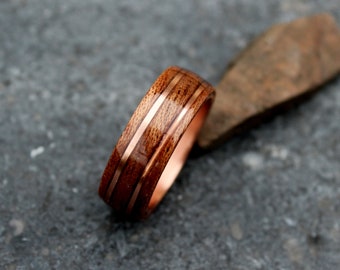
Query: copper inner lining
[[148, 97, 213, 210]]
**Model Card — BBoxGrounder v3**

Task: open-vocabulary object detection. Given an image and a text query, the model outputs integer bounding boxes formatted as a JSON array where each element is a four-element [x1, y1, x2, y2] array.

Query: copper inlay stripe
[[126, 84, 206, 213], [105, 72, 184, 202]]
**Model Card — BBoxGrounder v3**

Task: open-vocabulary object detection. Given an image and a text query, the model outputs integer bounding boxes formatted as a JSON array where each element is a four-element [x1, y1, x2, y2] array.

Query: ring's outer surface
[[98, 66, 215, 220]]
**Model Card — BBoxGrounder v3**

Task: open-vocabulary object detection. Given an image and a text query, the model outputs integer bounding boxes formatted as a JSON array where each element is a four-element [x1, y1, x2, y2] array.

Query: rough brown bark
[[198, 13, 340, 149]]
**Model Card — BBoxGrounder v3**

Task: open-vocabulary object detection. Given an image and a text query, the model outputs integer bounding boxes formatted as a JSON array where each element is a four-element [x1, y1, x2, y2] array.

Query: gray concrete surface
[[0, 0, 339, 269]]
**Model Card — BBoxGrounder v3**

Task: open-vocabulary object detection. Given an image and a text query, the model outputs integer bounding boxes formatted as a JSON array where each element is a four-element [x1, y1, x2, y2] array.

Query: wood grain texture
[[99, 66, 215, 219], [198, 13, 340, 149]]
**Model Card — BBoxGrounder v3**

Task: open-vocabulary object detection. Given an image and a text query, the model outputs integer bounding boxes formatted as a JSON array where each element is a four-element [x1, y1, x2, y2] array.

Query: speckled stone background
[[0, 0, 339, 269]]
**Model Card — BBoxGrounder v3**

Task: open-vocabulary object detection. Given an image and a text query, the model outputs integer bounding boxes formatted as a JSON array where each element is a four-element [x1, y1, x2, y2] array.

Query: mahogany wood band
[[99, 66, 215, 219]]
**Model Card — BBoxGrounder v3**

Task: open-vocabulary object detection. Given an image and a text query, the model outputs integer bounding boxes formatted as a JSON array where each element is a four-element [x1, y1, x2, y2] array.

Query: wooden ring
[[98, 66, 215, 219]]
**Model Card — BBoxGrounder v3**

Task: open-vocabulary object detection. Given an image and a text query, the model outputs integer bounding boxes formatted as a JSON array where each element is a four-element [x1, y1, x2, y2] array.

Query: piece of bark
[[198, 13, 340, 149]]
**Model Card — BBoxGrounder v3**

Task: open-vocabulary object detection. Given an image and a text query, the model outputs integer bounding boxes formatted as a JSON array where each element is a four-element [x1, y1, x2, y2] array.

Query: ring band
[[98, 66, 215, 219]]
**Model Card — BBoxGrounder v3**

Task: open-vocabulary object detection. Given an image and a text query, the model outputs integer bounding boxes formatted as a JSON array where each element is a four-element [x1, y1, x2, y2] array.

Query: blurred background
[[0, 0, 339, 269]]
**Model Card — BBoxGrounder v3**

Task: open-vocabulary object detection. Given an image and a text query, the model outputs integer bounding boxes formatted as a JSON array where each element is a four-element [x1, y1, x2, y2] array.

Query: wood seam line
[[126, 83, 206, 214], [104, 72, 184, 202], [99, 69, 180, 197]]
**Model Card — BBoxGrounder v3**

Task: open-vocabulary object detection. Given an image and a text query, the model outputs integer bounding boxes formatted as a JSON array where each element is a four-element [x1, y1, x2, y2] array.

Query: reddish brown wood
[[99, 66, 215, 219], [99, 13, 340, 219], [198, 13, 340, 149]]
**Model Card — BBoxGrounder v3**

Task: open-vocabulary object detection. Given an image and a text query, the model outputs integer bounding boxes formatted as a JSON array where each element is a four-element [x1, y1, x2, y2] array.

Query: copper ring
[[98, 66, 215, 220]]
